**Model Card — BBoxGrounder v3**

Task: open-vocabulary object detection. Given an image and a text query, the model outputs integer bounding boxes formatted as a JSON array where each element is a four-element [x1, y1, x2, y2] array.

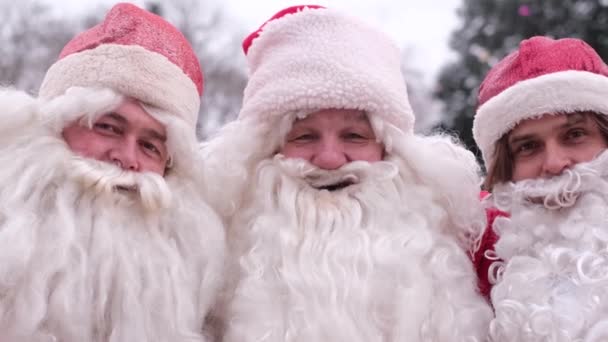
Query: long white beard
[[488, 151, 608, 342], [222, 155, 491, 342], [0, 126, 226, 341]]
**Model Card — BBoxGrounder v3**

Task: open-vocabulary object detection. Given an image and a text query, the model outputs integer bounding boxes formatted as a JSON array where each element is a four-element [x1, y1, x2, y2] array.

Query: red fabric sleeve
[[473, 191, 508, 300], [474, 210, 500, 299]]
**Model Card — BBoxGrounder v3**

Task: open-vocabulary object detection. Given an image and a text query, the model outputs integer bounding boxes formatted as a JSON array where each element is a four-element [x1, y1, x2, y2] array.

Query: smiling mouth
[[315, 179, 356, 191], [114, 185, 138, 192]]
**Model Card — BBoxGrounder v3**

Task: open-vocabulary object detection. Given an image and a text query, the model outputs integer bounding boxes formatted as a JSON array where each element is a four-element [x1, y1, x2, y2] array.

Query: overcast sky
[[49, 0, 463, 85]]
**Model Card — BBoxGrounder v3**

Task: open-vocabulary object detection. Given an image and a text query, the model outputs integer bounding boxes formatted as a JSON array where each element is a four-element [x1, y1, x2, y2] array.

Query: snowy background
[[0, 0, 459, 134], [3, 0, 607, 159]]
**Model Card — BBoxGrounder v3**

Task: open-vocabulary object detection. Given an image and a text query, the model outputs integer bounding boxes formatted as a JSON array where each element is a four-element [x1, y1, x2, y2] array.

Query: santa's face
[[507, 112, 607, 182], [224, 133, 492, 342], [62, 98, 170, 175], [280, 109, 384, 174], [492, 150, 608, 254], [267, 154, 398, 195], [0, 95, 225, 341]]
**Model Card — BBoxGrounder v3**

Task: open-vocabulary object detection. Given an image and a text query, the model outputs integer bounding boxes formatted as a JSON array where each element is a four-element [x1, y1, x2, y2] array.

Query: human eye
[[564, 128, 587, 142], [342, 130, 371, 142], [288, 132, 317, 143], [93, 122, 121, 135], [512, 140, 540, 157], [345, 132, 365, 139], [140, 140, 162, 156]]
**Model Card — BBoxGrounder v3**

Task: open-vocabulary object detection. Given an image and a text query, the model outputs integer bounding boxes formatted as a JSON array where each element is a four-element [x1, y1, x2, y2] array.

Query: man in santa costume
[[0, 3, 225, 341], [203, 5, 492, 341], [472, 36, 608, 341]]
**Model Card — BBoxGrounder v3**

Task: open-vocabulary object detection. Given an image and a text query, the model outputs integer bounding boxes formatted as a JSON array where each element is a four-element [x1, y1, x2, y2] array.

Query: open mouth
[[114, 185, 138, 192], [316, 179, 355, 191]]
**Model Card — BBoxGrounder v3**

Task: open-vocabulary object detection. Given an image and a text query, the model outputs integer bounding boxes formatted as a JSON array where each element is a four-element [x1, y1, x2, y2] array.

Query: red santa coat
[[473, 192, 508, 300]]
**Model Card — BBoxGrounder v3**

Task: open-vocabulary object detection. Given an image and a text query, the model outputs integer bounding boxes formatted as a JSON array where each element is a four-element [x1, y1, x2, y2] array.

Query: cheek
[[576, 141, 608, 163], [511, 159, 541, 182], [280, 143, 314, 160], [350, 142, 384, 162], [140, 159, 167, 176], [62, 125, 109, 160]]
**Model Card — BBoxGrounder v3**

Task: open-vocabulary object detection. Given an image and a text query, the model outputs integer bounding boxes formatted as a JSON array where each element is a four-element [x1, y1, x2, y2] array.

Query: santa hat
[[239, 5, 414, 140], [473, 36, 608, 169], [38, 3, 203, 172]]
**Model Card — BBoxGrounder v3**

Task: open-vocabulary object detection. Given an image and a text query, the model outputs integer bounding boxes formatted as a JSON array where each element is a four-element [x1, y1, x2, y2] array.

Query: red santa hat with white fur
[[239, 5, 414, 142], [473, 36, 608, 170], [38, 2, 203, 173]]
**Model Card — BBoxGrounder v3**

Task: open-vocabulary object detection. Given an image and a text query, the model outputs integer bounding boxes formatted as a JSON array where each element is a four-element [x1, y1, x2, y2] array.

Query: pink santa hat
[[473, 36, 608, 169], [38, 2, 203, 171], [239, 5, 414, 141]]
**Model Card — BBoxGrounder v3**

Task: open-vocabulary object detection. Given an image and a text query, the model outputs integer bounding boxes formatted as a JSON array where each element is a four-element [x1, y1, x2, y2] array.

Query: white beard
[[221, 155, 491, 342], [0, 124, 226, 341], [488, 150, 608, 342]]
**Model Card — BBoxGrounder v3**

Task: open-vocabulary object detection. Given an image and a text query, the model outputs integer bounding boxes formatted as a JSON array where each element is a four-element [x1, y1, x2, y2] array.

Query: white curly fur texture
[[241, 7, 414, 133], [0, 90, 226, 341], [202, 113, 492, 341], [488, 150, 608, 342]]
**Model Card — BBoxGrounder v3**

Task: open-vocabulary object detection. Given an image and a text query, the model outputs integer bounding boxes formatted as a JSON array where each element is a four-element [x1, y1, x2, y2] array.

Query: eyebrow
[[348, 112, 369, 122], [564, 113, 586, 126], [106, 113, 127, 124], [508, 133, 535, 147], [509, 114, 588, 146], [104, 113, 167, 142], [142, 128, 167, 142]]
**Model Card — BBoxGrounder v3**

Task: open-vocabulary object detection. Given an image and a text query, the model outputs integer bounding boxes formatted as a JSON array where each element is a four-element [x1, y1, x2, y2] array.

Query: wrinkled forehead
[[269, 107, 387, 152], [73, 97, 168, 142], [289, 108, 371, 128], [248, 107, 391, 159], [118, 99, 168, 136]]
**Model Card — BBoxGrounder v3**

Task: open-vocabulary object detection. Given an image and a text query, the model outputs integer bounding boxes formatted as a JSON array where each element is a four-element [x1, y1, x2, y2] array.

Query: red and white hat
[[38, 2, 203, 170], [473, 36, 608, 168], [239, 5, 414, 137]]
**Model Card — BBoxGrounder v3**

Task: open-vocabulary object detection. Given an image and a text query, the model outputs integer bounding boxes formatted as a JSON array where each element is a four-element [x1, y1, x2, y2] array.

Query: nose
[[310, 138, 348, 170], [108, 139, 140, 172], [541, 143, 572, 177]]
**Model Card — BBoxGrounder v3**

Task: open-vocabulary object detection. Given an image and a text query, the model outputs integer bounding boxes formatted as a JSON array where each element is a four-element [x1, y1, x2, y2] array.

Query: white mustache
[[492, 151, 608, 211], [273, 155, 399, 190], [69, 156, 172, 211]]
